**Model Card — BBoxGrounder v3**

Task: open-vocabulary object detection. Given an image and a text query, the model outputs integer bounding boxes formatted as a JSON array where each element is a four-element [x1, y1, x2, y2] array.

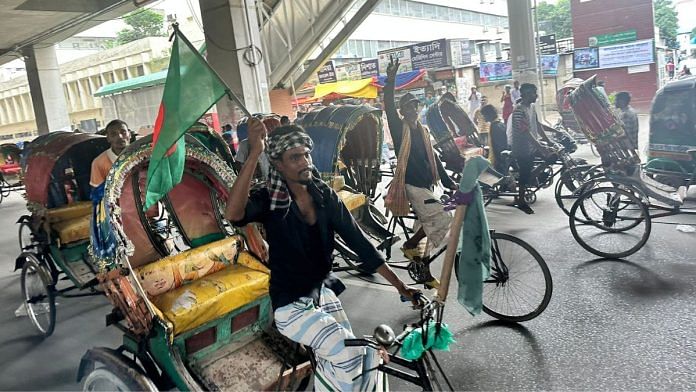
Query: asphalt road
[[1, 140, 696, 390]]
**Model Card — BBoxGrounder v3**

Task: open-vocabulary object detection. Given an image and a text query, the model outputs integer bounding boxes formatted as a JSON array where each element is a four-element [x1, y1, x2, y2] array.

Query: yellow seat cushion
[[337, 190, 367, 212], [52, 214, 91, 244], [46, 201, 92, 223], [136, 236, 243, 297], [151, 252, 270, 334]]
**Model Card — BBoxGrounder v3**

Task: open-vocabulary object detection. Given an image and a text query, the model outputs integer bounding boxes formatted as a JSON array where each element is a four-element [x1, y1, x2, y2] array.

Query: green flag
[[144, 28, 228, 210]]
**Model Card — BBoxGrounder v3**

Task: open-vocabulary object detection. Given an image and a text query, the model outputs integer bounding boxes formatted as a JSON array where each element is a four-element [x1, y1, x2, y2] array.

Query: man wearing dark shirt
[[480, 104, 509, 174], [384, 57, 457, 261], [225, 119, 419, 391]]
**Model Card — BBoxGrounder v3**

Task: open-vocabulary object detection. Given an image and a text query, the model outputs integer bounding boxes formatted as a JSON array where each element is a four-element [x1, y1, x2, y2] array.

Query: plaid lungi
[[274, 287, 383, 391]]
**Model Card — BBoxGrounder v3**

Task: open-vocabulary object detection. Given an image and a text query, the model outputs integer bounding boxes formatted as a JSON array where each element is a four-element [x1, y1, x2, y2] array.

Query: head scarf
[[266, 128, 327, 211]]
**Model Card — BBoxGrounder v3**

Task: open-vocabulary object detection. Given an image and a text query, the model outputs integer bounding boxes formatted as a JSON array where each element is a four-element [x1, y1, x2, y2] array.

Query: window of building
[[423, 4, 437, 19], [405, 1, 423, 18], [389, 0, 402, 16], [72, 42, 80, 49], [136, 65, 145, 76]]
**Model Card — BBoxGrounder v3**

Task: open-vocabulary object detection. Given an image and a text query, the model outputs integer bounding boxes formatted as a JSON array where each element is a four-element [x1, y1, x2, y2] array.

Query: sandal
[[401, 243, 426, 261]]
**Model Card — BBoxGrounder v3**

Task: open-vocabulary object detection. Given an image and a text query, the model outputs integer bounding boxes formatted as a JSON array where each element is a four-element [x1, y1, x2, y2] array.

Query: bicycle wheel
[[20, 253, 56, 337], [333, 236, 374, 275], [482, 232, 552, 322], [569, 186, 651, 259], [18, 221, 35, 252], [554, 165, 601, 218]]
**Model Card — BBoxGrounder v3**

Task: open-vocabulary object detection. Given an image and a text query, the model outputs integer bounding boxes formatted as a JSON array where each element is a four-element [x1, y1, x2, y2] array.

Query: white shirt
[[236, 138, 271, 178], [511, 88, 521, 104]]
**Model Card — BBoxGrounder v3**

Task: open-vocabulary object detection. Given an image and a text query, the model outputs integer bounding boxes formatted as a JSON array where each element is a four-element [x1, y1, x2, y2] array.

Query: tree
[[691, 26, 696, 40], [116, 9, 166, 45], [536, 0, 572, 39], [654, 0, 678, 48]]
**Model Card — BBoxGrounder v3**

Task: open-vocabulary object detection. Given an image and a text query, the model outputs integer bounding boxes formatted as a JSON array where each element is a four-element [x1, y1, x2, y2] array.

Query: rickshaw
[[566, 76, 696, 259], [425, 92, 485, 174], [0, 142, 24, 204], [15, 131, 110, 337], [298, 105, 397, 264], [77, 134, 311, 391], [644, 76, 696, 187]]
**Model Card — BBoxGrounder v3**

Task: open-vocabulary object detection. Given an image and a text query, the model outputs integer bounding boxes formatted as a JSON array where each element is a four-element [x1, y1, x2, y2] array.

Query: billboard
[[479, 61, 512, 82], [574, 39, 654, 71], [317, 61, 337, 84], [573, 47, 599, 70], [378, 38, 449, 75]]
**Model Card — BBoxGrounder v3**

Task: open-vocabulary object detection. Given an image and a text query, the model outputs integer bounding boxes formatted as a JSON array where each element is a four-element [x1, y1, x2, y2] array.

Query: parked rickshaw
[[567, 76, 696, 258], [644, 76, 696, 186], [15, 131, 110, 337], [0, 142, 24, 203], [298, 105, 397, 264], [77, 134, 311, 391]]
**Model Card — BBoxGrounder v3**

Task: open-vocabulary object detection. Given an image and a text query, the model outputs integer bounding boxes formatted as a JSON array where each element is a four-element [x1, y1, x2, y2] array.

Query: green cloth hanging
[[456, 156, 492, 316]]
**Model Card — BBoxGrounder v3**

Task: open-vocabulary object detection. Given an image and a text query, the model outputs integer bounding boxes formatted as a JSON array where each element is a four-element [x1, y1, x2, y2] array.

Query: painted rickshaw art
[[78, 135, 310, 391], [16, 131, 110, 337]]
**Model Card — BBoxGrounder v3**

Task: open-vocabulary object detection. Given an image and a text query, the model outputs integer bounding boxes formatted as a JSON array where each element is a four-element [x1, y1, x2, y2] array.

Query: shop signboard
[[449, 39, 472, 67], [589, 29, 637, 47], [597, 39, 653, 69], [317, 61, 337, 84], [359, 59, 379, 78], [539, 34, 558, 55], [574, 39, 653, 70], [573, 47, 599, 70], [378, 38, 449, 74], [541, 54, 559, 75], [335, 62, 361, 81], [378, 45, 412, 75], [479, 61, 512, 82], [409, 39, 448, 70]]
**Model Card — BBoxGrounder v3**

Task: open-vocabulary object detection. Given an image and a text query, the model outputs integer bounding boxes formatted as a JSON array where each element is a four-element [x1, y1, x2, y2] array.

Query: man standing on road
[[615, 91, 639, 149], [511, 80, 521, 104], [383, 56, 457, 264], [225, 118, 420, 391]]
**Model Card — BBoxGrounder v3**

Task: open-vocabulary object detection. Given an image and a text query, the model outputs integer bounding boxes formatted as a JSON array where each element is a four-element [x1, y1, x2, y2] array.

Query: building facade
[[0, 37, 170, 142]]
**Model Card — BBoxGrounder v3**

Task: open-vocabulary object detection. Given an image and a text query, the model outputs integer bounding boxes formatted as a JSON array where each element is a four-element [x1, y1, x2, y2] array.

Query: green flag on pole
[[144, 27, 228, 210]]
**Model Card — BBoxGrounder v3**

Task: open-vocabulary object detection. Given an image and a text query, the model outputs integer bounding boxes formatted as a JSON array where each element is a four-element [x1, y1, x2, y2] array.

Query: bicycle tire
[[333, 236, 375, 275], [18, 221, 34, 252], [569, 186, 651, 259], [20, 253, 56, 337], [481, 232, 553, 322]]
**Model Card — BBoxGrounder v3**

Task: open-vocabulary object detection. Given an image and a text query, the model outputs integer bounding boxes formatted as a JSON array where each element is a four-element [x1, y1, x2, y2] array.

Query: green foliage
[[691, 26, 696, 39], [536, 0, 572, 39], [654, 0, 678, 48], [116, 9, 166, 45]]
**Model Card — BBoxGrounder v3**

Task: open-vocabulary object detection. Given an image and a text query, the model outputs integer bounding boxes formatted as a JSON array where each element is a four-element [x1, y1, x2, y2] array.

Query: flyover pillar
[[23, 45, 71, 135], [507, 0, 538, 86], [199, 0, 271, 124]]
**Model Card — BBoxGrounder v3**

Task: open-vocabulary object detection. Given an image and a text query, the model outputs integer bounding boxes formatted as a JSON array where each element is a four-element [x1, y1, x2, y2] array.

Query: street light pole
[[507, 0, 538, 86], [533, 0, 546, 121]]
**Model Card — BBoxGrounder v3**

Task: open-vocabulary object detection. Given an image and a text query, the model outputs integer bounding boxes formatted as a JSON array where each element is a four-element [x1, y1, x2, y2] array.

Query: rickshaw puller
[[384, 57, 457, 262], [90, 119, 131, 189], [225, 119, 420, 391]]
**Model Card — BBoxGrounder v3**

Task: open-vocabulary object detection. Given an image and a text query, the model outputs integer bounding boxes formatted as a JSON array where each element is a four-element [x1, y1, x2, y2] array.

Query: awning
[[312, 77, 378, 101], [373, 69, 427, 90], [94, 70, 167, 97]]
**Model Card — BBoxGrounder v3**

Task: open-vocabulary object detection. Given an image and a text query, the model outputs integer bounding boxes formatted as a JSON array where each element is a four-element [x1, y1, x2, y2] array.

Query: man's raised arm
[[225, 118, 266, 222]]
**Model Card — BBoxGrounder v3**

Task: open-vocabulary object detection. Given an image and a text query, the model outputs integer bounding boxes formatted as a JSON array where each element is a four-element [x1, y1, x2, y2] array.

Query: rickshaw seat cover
[[52, 214, 91, 244], [337, 190, 367, 212], [135, 235, 244, 297], [165, 172, 224, 244], [46, 201, 92, 222], [147, 248, 270, 335]]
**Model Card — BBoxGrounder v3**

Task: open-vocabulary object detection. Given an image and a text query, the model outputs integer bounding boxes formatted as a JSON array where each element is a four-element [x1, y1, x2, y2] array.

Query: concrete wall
[[570, 0, 657, 112], [269, 88, 294, 118]]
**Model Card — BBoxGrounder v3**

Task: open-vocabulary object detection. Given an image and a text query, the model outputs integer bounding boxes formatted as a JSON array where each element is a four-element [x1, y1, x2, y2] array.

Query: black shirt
[[490, 120, 509, 172], [232, 184, 385, 310], [384, 80, 455, 189]]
